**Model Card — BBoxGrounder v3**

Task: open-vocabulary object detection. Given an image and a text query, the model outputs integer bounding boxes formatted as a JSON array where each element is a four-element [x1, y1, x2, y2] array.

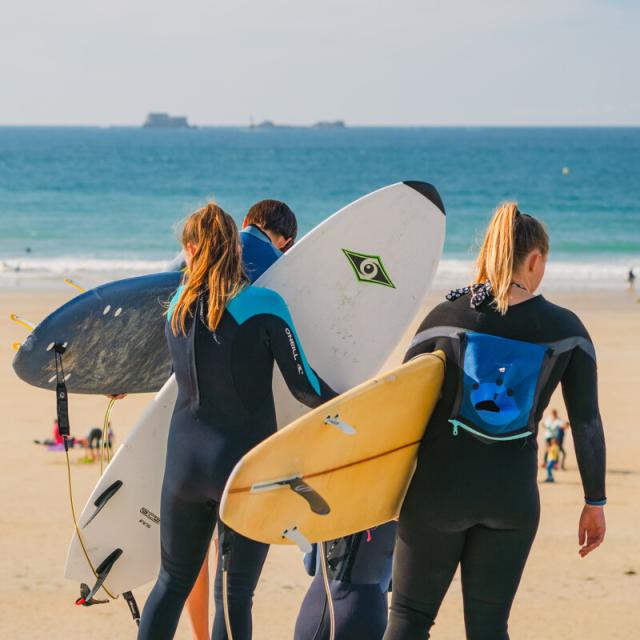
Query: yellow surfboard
[[220, 352, 445, 549]]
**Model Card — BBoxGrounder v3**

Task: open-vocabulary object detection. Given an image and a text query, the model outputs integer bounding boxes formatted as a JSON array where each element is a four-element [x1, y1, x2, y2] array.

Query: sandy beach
[[1, 286, 639, 639]]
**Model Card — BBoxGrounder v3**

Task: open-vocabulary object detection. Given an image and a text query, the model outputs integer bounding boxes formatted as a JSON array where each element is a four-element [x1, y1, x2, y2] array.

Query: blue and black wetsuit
[[383, 292, 606, 640], [137, 285, 335, 640], [240, 225, 282, 282], [295, 522, 397, 640]]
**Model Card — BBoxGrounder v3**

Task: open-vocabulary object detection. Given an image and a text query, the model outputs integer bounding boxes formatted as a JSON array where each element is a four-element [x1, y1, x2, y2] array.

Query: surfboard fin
[[286, 477, 331, 515], [82, 480, 124, 528], [324, 414, 356, 435], [251, 476, 330, 515], [64, 278, 86, 293], [9, 313, 35, 332], [75, 548, 123, 605], [282, 527, 312, 553]]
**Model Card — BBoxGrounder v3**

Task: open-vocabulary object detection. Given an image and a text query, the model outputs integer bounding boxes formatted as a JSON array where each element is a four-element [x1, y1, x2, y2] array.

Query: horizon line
[[1, 123, 640, 129]]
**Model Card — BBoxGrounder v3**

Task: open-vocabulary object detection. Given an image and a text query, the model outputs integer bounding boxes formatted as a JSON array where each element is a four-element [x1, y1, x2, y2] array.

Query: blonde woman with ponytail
[[138, 203, 336, 640], [384, 204, 606, 640]]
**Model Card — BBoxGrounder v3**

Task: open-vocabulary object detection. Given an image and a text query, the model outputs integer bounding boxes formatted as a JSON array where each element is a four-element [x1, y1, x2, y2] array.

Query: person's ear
[[185, 243, 197, 258], [278, 237, 293, 251], [528, 251, 541, 273]]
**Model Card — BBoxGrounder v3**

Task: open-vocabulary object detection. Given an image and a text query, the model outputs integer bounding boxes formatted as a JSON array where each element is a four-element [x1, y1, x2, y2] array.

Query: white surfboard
[[64, 181, 446, 595]]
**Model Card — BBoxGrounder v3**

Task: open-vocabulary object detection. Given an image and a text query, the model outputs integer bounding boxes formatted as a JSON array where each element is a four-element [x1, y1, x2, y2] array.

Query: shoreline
[[2, 259, 638, 294]]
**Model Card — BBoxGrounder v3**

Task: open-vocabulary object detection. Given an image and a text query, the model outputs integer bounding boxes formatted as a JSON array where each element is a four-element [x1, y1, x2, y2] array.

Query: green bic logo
[[342, 249, 395, 288]]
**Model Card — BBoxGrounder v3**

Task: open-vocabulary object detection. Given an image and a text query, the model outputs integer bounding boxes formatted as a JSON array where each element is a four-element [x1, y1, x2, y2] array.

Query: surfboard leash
[[99, 397, 117, 475], [54, 344, 118, 601], [53, 344, 142, 626], [319, 540, 336, 640]]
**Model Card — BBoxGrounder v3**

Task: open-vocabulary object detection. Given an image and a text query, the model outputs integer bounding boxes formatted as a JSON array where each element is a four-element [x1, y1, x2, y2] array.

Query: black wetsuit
[[294, 522, 397, 640], [383, 293, 606, 640], [137, 285, 335, 640]]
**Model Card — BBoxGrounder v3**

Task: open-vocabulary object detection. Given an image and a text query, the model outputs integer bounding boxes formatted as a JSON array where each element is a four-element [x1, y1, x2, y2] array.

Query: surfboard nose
[[403, 181, 446, 215]]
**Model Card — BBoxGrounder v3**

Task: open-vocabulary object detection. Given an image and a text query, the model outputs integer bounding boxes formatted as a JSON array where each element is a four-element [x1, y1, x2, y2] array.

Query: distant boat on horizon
[[142, 113, 194, 129]]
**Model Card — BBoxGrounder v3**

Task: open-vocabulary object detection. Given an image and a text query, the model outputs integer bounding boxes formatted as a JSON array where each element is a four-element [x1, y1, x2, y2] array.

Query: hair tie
[[446, 281, 493, 308]]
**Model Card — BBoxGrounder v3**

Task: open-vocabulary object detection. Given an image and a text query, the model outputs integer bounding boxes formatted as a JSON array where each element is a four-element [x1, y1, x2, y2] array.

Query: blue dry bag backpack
[[450, 332, 552, 443]]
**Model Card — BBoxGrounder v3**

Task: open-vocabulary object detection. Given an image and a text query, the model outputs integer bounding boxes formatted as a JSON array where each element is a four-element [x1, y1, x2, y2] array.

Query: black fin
[[82, 480, 123, 528], [78, 548, 123, 604], [285, 478, 331, 515]]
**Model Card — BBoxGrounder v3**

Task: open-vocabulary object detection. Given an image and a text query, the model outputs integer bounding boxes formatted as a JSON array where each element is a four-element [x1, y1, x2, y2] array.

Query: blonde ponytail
[[475, 203, 549, 314], [170, 203, 245, 336]]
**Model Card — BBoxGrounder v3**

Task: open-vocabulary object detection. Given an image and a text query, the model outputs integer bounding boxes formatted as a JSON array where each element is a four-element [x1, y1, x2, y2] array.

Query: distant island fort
[[143, 113, 194, 129], [141, 113, 346, 130]]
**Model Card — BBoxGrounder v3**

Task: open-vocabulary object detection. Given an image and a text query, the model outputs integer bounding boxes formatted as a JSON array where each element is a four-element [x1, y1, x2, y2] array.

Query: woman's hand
[[578, 505, 606, 557]]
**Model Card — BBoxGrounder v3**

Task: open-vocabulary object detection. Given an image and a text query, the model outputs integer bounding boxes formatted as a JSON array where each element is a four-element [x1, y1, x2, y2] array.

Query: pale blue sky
[[1, 0, 638, 126]]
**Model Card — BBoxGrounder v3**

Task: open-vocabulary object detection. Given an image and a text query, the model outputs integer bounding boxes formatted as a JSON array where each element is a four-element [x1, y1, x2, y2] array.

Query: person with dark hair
[[383, 203, 606, 640], [241, 199, 297, 281]]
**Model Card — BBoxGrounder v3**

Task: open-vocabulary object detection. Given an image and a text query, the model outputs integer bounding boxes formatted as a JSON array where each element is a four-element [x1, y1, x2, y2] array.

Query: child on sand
[[542, 408, 563, 466], [545, 438, 560, 482]]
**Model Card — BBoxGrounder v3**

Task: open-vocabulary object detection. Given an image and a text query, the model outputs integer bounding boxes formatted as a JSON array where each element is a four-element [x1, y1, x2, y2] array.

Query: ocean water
[[1, 126, 639, 289]]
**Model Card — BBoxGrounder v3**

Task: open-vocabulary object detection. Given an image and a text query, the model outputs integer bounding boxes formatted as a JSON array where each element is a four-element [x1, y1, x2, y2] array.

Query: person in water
[[137, 203, 336, 640], [383, 203, 606, 640], [294, 522, 396, 640], [183, 199, 299, 640]]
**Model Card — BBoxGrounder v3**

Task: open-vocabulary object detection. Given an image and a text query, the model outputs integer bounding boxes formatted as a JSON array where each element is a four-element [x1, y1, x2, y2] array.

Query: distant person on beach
[[84, 423, 114, 461], [542, 408, 563, 466], [545, 438, 560, 482], [33, 418, 65, 446], [383, 203, 606, 640], [556, 420, 569, 470], [627, 268, 636, 290], [136, 203, 336, 640]]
